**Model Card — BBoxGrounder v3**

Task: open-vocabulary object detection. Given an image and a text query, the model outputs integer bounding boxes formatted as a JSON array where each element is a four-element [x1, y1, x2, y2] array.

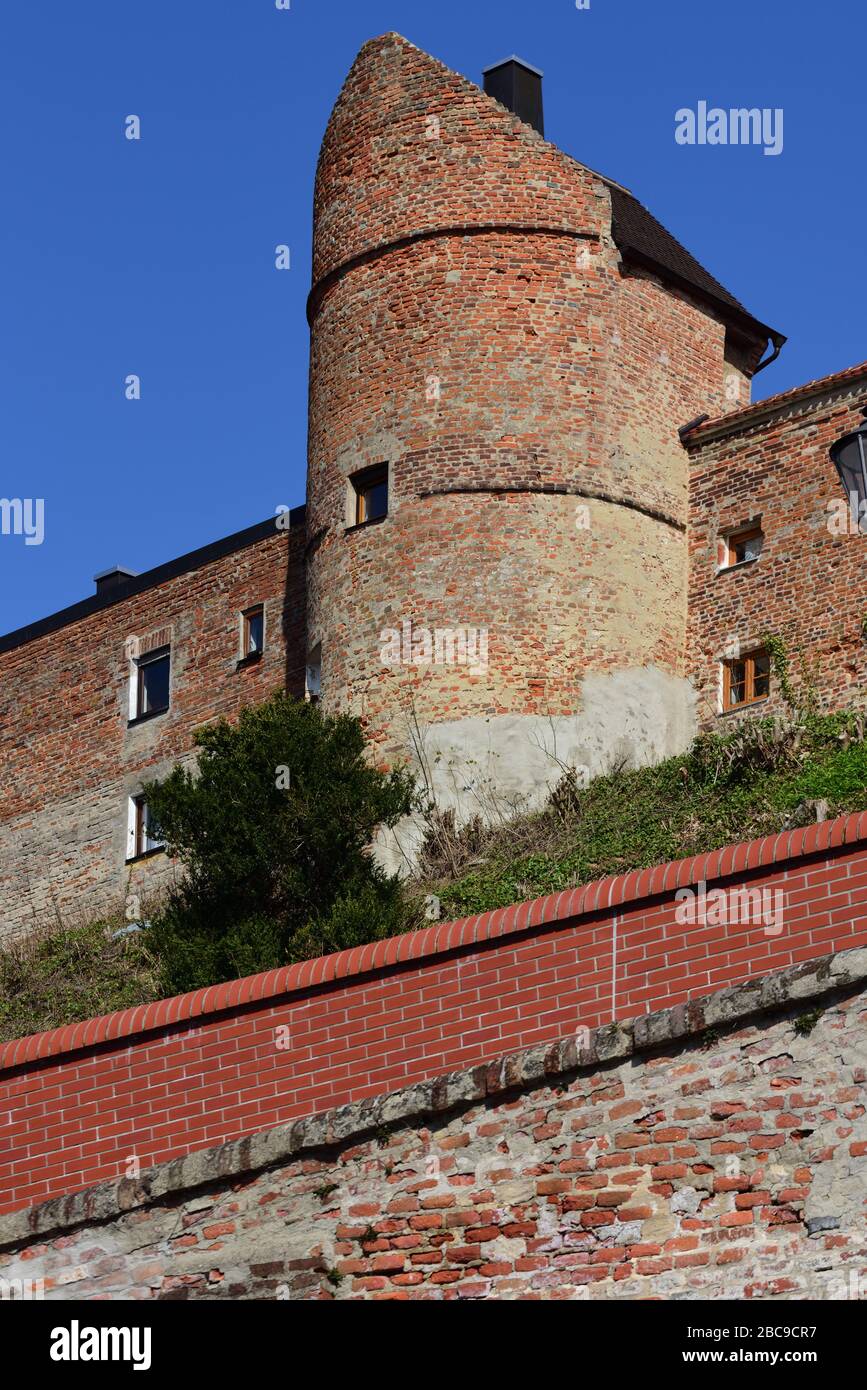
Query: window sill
[[719, 696, 770, 718], [125, 846, 166, 865], [236, 651, 263, 671], [127, 707, 169, 729], [345, 514, 388, 536], [716, 556, 760, 576]]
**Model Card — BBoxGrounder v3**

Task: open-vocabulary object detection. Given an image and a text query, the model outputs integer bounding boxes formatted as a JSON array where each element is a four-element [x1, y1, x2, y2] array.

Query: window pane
[[752, 653, 771, 699], [733, 532, 763, 563], [246, 610, 264, 654], [729, 660, 747, 706], [306, 644, 322, 702], [140, 653, 170, 714], [743, 534, 763, 561], [135, 798, 162, 855], [362, 479, 388, 521], [143, 803, 162, 853]]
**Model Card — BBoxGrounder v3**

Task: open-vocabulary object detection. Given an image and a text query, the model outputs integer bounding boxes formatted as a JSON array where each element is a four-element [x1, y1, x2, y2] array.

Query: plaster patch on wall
[[379, 665, 696, 871]]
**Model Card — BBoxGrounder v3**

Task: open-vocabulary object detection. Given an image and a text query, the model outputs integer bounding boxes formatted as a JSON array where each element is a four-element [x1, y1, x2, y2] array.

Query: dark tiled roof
[[608, 184, 780, 345]]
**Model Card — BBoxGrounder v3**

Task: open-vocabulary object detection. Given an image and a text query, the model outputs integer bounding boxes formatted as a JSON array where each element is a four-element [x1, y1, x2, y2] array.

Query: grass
[[414, 709, 867, 919], [2, 706, 866, 1044], [0, 916, 159, 1044]]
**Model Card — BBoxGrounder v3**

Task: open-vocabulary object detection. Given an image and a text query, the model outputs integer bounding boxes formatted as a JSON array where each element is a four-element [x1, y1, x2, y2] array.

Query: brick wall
[[1, 943, 864, 1301], [1, 812, 866, 1217], [687, 369, 867, 725], [0, 517, 306, 938], [306, 34, 753, 767]]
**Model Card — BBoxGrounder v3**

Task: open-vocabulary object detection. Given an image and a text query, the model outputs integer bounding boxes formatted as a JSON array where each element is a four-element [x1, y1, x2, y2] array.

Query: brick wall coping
[[1, 811, 861, 1067], [2, 941, 864, 1252], [2, 810, 864, 1075], [684, 358, 867, 447]]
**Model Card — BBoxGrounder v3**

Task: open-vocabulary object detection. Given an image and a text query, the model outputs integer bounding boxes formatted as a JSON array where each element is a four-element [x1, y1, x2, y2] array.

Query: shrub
[[144, 693, 417, 993]]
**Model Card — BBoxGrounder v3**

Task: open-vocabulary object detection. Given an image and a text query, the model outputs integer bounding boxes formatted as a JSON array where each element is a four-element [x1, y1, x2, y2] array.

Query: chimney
[[482, 56, 544, 136], [94, 565, 139, 596]]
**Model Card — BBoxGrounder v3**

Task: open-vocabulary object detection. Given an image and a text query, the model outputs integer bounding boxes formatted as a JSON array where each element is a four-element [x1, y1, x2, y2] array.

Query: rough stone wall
[[687, 378, 867, 727], [2, 947, 864, 1301], [0, 522, 306, 939], [306, 34, 751, 814]]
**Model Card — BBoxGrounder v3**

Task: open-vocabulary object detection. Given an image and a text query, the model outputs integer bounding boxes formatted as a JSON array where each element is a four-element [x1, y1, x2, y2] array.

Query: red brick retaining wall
[[2, 812, 866, 1216]]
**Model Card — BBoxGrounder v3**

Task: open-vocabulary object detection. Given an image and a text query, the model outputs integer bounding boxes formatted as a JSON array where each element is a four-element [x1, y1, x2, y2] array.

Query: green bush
[[5, 702, 867, 1043], [143, 693, 417, 994]]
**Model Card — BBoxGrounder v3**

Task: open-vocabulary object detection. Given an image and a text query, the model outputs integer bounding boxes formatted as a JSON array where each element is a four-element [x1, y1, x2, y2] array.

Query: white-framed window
[[126, 794, 165, 861], [129, 646, 171, 722]]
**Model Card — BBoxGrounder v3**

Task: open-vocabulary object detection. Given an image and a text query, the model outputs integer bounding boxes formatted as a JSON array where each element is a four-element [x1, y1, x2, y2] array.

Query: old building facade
[[1, 32, 865, 936]]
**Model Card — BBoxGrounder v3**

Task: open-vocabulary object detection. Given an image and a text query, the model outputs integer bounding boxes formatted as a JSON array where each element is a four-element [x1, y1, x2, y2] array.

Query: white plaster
[[378, 665, 697, 873]]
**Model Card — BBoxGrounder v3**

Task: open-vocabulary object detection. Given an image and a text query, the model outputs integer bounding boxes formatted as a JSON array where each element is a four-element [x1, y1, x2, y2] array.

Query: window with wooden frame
[[351, 464, 389, 526], [722, 647, 771, 711], [126, 794, 164, 861], [241, 605, 265, 660], [719, 523, 764, 570]]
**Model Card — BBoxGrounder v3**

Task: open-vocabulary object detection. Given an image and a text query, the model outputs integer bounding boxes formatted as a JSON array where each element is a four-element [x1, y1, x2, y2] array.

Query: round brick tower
[[306, 34, 751, 834]]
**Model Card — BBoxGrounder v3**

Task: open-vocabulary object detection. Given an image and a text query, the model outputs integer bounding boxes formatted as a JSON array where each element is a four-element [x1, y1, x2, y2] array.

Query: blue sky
[[1, 0, 864, 635]]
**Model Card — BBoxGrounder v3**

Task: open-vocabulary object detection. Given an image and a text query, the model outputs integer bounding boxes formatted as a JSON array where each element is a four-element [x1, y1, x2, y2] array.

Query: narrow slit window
[[723, 647, 771, 711], [306, 643, 322, 703]]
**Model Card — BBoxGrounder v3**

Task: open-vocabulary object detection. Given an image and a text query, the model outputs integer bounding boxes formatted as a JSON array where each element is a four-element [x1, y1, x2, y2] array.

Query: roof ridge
[[686, 358, 867, 444]]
